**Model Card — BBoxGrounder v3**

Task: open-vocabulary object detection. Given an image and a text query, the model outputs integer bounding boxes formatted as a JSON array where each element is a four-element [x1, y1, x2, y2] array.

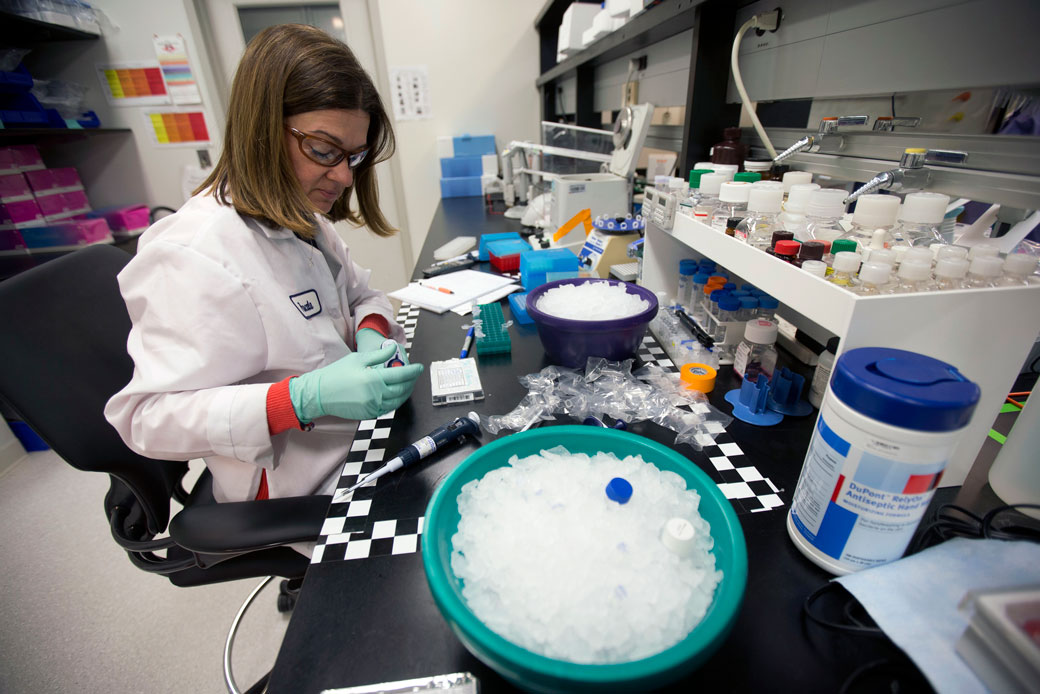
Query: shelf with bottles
[[641, 212, 1040, 487]]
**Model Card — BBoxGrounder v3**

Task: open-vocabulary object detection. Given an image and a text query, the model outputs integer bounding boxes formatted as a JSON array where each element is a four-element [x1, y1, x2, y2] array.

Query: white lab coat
[[104, 193, 405, 504]]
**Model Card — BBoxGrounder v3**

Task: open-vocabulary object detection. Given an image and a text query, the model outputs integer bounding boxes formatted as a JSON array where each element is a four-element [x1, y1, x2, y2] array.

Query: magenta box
[[25, 167, 83, 195], [36, 190, 91, 220], [0, 145, 45, 174], [0, 199, 45, 227], [0, 173, 33, 202], [89, 204, 149, 235]]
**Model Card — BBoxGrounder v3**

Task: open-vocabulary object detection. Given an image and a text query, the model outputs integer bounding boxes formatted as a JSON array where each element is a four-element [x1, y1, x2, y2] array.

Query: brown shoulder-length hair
[[194, 23, 396, 238]]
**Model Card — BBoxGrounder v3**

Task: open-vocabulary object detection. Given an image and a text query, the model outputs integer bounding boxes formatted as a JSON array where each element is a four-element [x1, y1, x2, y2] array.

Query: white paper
[[153, 34, 202, 105], [389, 66, 432, 121], [388, 270, 516, 314]]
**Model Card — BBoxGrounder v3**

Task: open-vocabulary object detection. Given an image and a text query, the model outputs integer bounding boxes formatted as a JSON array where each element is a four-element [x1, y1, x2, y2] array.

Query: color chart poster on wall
[[96, 62, 170, 106], [152, 34, 202, 105], [144, 110, 211, 147]]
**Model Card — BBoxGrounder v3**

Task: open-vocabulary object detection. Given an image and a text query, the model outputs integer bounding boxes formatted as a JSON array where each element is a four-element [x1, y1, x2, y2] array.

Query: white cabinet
[[643, 213, 1040, 486]]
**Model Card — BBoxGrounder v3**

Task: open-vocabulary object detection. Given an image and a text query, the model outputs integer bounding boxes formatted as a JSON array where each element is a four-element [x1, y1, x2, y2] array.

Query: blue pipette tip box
[[508, 292, 533, 324]]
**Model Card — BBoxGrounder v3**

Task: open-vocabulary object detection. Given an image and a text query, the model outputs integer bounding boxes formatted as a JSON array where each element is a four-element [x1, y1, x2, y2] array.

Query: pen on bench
[[459, 325, 475, 358], [418, 281, 455, 295]]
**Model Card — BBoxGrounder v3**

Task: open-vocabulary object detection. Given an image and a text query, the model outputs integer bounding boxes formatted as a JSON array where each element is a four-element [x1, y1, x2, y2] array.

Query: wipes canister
[[787, 347, 980, 575]]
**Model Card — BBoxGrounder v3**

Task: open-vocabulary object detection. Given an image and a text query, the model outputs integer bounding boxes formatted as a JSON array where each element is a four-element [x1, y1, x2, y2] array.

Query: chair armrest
[[169, 495, 332, 554]]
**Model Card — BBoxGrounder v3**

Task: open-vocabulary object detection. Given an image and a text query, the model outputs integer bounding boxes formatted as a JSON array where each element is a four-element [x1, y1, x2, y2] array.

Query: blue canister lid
[[605, 477, 633, 504], [679, 259, 697, 275], [719, 295, 741, 311], [699, 259, 716, 269], [723, 282, 737, 290], [692, 272, 711, 284], [741, 283, 757, 292], [758, 295, 779, 309], [830, 347, 980, 432], [739, 296, 758, 309], [709, 289, 728, 303]]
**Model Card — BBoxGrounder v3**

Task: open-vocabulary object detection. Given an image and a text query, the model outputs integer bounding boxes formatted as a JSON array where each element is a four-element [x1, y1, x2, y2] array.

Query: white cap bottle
[[935, 245, 970, 262], [887, 259, 932, 294], [828, 251, 862, 287], [713, 164, 738, 181], [739, 186, 785, 248], [903, 247, 935, 267], [843, 194, 900, 247], [782, 170, 813, 195], [711, 181, 751, 231], [781, 183, 821, 241], [968, 244, 1000, 260], [932, 257, 970, 290], [898, 192, 950, 247], [692, 172, 728, 219], [1000, 253, 1039, 286], [801, 259, 827, 278], [805, 189, 849, 243], [964, 255, 1004, 288], [854, 261, 893, 295]]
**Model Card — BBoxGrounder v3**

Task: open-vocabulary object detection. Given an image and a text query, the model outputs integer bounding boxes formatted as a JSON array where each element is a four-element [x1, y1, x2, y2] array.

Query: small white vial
[[713, 164, 738, 181], [852, 262, 893, 295], [935, 245, 970, 262], [828, 251, 862, 287], [781, 170, 813, 197], [999, 253, 1039, 286], [963, 255, 1004, 288], [931, 257, 970, 291], [867, 249, 897, 269], [801, 259, 827, 278], [861, 228, 890, 263], [968, 244, 1000, 261], [903, 247, 935, 267]]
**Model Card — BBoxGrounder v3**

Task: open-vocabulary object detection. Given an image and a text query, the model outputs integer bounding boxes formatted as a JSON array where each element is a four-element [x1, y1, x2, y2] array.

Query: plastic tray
[[474, 301, 511, 355]]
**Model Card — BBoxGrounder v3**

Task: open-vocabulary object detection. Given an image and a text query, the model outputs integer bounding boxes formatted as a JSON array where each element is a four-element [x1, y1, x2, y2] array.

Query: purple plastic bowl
[[526, 278, 659, 368]]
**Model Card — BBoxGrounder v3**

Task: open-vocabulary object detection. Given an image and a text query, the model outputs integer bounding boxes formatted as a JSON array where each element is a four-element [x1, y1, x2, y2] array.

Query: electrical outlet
[[623, 81, 638, 106]]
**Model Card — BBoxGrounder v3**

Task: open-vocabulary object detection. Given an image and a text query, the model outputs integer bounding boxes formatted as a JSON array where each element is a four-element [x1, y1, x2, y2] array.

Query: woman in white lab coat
[[105, 24, 423, 510]]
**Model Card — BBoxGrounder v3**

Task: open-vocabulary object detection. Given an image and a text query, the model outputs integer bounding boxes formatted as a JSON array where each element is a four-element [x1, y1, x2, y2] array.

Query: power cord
[[908, 503, 1040, 555], [731, 9, 782, 159]]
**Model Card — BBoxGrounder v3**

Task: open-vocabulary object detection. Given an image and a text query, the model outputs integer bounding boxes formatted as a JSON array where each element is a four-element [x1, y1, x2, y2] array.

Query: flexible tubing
[[731, 16, 778, 159]]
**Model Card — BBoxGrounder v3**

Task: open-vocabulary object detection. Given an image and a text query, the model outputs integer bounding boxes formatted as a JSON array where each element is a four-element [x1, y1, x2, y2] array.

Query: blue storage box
[[453, 135, 496, 156], [478, 231, 523, 261], [507, 292, 533, 325], [520, 248, 580, 289], [439, 176, 482, 198], [440, 156, 484, 178]]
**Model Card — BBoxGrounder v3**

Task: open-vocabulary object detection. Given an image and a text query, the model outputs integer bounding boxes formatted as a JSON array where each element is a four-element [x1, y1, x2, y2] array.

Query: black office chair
[[0, 244, 330, 692]]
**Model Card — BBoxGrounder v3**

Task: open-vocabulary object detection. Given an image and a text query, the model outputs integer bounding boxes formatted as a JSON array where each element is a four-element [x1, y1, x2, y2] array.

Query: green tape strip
[[1000, 403, 1021, 414], [988, 429, 1007, 445]]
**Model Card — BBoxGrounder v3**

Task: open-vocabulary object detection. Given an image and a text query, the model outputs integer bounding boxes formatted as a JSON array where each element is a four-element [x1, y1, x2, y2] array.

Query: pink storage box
[[0, 199, 45, 228], [0, 145, 45, 175], [36, 190, 91, 221], [24, 167, 83, 195], [19, 218, 112, 249], [0, 173, 33, 202], [89, 204, 149, 236]]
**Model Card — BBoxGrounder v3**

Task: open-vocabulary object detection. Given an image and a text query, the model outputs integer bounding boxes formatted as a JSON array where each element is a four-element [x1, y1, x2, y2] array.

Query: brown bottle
[[711, 127, 748, 169]]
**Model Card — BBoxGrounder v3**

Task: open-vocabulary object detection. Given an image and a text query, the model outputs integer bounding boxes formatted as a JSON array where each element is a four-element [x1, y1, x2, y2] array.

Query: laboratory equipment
[[851, 262, 892, 296], [963, 256, 1004, 288], [724, 374, 783, 426], [526, 278, 657, 368], [987, 395, 1040, 520], [801, 260, 827, 278], [422, 252, 477, 278], [507, 292, 533, 325], [680, 362, 717, 393], [771, 116, 869, 166], [735, 186, 783, 248], [803, 189, 849, 243], [931, 257, 969, 290], [345, 412, 481, 494], [794, 241, 824, 268], [827, 252, 862, 287], [691, 173, 727, 220], [807, 337, 838, 409], [473, 302, 511, 355], [837, 194, 901, 248], [779, 183, 820, 240], [882, 260, 931, 294], [519, 247, 580, 289], [781, 171, 813, 195], [843, 148, 969, 205], [577, 213, 644, 278], [478, 232, 522, 261], [459, 326, 474, 358], [772, 241, 799, 264], [486, 238, 529, 272], [999, 253, 1039, 285], [381, 338, 406, 367], [788, 347, 980, 575], [732, 319, 778, 382], [430, 358, 484, 406], [710, 127, 748, 167], [433, 235, 477, 260], [677, 169, 714, 219], [422, 425, 747, 693], [766, 368, 813, 417]]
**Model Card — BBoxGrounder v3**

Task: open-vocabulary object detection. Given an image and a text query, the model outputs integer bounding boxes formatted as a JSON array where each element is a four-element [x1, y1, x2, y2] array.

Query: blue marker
[[459, 326, 475, 358]]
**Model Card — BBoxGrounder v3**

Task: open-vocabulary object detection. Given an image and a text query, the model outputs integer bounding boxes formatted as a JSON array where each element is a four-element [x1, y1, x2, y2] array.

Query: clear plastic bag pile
[[481, 357, 732, 449]]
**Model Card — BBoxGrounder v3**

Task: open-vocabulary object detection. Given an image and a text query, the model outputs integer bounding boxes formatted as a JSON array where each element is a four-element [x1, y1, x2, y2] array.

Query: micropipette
[[345, 411, 481, 493]]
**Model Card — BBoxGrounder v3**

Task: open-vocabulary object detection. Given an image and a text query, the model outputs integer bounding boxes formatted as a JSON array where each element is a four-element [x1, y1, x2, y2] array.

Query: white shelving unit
[[643, 213, 1040, 487]]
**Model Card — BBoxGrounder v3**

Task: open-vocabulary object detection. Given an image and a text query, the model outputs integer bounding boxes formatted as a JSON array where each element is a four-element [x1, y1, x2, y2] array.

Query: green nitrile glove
[[289, 343, 424, 423], [355, 328, 410, 366]]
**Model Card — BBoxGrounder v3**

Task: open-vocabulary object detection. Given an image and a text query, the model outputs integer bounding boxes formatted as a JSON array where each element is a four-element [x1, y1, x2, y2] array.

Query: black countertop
[[267, 196, 927, 693]]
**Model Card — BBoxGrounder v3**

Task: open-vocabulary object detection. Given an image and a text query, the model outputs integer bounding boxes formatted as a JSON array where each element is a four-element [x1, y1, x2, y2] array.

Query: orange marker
[[419, 282, 454, 295]]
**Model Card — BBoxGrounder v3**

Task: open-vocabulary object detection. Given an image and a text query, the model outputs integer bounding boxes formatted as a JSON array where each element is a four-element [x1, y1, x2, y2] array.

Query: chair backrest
[[0, 244, 187, 535]]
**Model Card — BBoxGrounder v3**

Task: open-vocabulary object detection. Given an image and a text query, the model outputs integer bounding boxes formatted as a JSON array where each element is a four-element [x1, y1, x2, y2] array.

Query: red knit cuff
[[267, 376, 305, 435], [357, 314, 391, 338]]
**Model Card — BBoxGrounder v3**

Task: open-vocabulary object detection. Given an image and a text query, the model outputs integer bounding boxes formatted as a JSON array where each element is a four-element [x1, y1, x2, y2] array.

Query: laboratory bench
[[266, 196, 1012, 694]]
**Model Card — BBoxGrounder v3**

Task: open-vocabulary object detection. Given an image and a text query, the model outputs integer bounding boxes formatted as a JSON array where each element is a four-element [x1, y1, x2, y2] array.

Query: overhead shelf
[[0, 10, 100, 43], [535, 0, 704, 87]]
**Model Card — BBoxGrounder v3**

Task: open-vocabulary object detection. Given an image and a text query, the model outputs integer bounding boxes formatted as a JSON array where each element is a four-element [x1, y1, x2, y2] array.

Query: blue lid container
[[679, 259, 697, 276], [692, 272, 710, 285], [478, 231, 523, 261], [739, 296, 758, 310], [508, 291, 534, 325], [758, 296, 779, 309], [830, 347, 980, 432], [718, 295, 741, 312], [520, 248, 580, 289]]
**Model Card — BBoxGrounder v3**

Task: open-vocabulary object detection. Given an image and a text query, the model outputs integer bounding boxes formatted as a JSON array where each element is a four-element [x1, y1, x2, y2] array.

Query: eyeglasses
[[286, 127, 369, 169]]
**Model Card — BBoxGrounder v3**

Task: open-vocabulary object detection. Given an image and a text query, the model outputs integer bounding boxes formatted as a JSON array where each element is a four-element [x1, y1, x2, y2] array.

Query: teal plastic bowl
[[422, 426, 748, 693]]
